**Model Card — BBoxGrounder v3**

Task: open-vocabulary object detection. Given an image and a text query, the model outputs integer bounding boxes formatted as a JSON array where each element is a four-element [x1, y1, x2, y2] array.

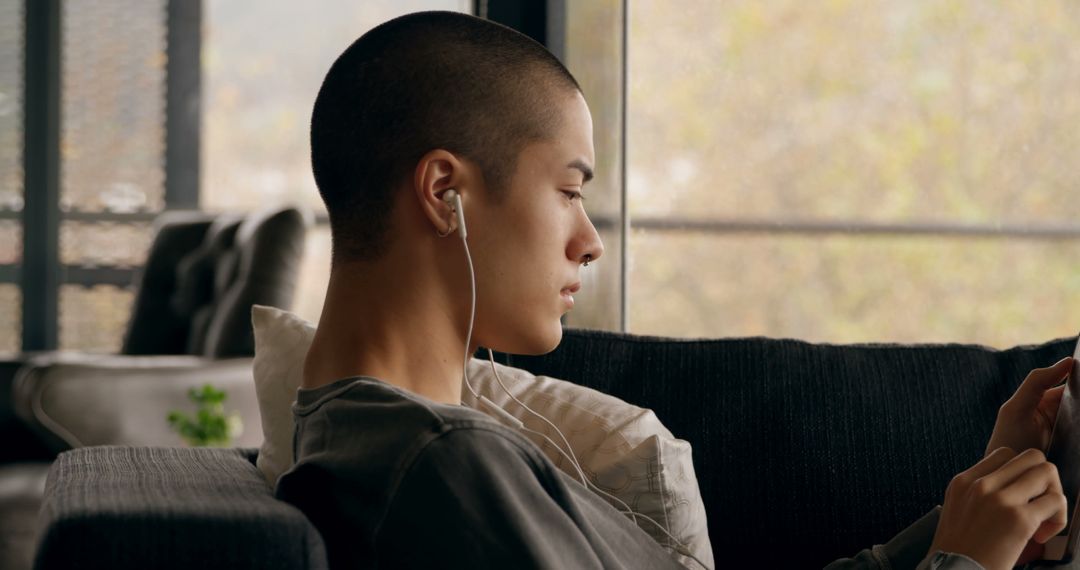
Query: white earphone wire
[[448, 190, 712, 570], [514, 420, 710, 570], [488, 353, 712, 570]]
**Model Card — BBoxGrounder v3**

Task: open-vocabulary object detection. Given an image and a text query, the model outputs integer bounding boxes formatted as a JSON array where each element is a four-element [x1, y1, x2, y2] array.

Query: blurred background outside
[[2, 0, 1079, 354]]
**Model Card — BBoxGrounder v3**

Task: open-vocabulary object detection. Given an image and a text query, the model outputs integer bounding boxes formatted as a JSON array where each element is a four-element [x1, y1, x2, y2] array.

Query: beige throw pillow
[[461, 357, 714, 569], [251, 304, 713, 569], [251, 304, 315, 489]]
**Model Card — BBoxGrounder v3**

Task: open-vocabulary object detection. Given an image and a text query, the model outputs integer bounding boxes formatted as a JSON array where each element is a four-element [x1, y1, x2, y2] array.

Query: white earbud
[[443, 189, 467, 239]]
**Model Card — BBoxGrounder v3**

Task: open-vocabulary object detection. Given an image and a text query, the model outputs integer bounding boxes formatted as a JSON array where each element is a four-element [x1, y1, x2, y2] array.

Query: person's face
[[470, 90, 604, 355]]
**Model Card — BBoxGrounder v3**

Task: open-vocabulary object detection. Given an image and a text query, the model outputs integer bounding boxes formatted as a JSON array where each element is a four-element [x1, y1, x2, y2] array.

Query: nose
[[572, 210, 604, 266]]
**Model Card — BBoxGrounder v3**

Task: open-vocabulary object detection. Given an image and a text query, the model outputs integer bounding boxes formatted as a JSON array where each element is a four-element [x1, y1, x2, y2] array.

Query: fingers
[[1002, 459, 1063, 507], [1026, 492, 1069, 544], [970, 448, 1046, 494], [1047, 385, 1067, 405], [983, 450, 1068, 545], [962, 446, 1019, 482], [1010, 357, 1074, 410]]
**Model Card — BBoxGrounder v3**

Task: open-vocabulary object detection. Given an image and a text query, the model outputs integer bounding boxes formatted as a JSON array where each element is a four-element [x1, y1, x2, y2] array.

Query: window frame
[[8, 0, 201, 351]]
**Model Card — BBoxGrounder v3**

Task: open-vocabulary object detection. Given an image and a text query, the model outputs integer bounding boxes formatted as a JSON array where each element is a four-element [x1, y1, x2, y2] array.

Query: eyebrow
[[567, 159, 594, 184]]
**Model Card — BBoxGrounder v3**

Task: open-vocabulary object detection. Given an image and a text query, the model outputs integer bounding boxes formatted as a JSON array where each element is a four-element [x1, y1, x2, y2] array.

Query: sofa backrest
[[503, 329, 1077, 567], [37, 331, 1078, 568]]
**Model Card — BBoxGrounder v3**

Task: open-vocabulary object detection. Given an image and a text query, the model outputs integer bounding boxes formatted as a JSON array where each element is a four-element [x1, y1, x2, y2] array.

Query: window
[[613, 1, 1080, 347], [0, 0, 21, 354], [562, 0, 626, 332], [11, 2, 1075, 353], [58, 0, 166, 352], [202, 0, 471, 325]]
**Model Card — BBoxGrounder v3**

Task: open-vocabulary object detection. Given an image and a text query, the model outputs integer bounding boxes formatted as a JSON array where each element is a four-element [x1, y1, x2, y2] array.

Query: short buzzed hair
[[311, 11, 581, 264]]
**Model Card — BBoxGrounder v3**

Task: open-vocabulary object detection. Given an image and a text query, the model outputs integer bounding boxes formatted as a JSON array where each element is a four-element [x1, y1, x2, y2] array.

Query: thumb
[[1012, 357, 1074, 410]]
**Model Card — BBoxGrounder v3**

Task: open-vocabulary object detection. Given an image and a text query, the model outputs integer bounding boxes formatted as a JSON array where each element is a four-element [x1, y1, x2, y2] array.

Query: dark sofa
[[33, 328, 1080, 569]]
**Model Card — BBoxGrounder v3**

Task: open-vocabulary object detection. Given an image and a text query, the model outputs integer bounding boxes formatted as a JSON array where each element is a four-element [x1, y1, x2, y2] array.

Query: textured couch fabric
[[35, 447, 325, 570], [33, 329, 1078, 569], [503, 329, 1077, 568]]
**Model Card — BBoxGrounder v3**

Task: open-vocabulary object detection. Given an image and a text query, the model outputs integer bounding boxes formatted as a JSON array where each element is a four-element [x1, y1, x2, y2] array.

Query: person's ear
[[413, 149, 472, 236]]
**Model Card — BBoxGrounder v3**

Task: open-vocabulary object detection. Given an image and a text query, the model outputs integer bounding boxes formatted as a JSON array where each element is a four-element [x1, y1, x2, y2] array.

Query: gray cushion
[[34, 446, 326, 570]]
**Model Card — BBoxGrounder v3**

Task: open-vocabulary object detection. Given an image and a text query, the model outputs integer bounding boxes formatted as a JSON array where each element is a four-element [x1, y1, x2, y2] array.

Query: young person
[[275, 10, 1070, 570]]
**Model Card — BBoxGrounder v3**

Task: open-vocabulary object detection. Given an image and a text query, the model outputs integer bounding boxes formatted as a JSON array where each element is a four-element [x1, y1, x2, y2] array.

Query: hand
[[929, 447, 1067, 570], [985, 357, 1074, 458]]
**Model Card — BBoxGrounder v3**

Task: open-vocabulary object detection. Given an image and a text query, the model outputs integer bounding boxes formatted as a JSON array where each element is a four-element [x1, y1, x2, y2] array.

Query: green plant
[[167, 384, 243, 447]]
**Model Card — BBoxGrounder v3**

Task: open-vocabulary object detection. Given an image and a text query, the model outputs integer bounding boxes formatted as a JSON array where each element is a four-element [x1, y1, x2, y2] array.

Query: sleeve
[[373, 426, 685, 570], [823, 506, 984, 570]]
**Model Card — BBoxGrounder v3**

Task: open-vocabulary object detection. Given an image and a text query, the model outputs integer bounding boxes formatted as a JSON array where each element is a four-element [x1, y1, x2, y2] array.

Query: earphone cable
[[451, 204, 712, 570], [484, 350, 589, 484], [458, 213, 481, 403], [516, 421, 712, 570]]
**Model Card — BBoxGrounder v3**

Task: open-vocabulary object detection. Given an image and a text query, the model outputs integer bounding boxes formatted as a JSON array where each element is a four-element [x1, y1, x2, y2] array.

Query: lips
[[561, 282, 580, 309]]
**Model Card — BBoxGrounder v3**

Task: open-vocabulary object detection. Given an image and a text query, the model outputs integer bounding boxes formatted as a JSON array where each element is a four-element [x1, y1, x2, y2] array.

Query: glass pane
[[61, 0, 167, 213], [59, 284, 135, 353], [293, 225, 331, 326], [627, 1, 1080, 345], [564, 0, 625, 331], [628, 1, 1080, 225], [563, 226, 621, 331], [0, 284, 18, 355], [0, 219, 18, 264], [60, 221, 153, 267], [0, 0, 22, 211], [0, 0, 20, 353], [628, 231, 1080, 349], [202, 0, 470, 215]]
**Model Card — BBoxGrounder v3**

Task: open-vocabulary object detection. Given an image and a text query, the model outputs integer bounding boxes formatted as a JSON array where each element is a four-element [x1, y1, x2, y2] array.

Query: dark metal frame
[[477, 0, 566, 62], [11, 0, 202, 351], [164, 0, 202, 210], [21, 0, 61, 350]]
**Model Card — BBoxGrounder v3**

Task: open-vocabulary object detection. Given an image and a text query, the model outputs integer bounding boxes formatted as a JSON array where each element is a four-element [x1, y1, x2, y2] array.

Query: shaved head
[[311, 11, 581, 264]]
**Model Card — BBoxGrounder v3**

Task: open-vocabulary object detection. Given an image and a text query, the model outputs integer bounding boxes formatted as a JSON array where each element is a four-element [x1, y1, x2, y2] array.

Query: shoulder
[[287, 377, 545, 487], [294, 376, 495, 427], [382, 423, 569, 520], [410, 422, 549, 470], [293, 376, 510, 450], [379, 424, 564, 522]]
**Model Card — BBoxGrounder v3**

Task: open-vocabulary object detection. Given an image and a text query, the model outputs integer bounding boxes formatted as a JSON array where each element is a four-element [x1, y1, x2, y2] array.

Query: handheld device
[[1033, 334, 1080, 564]]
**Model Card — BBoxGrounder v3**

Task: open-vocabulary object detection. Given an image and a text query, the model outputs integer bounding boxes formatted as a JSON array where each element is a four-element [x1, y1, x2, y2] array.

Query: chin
[[493, 319, 564, 356]]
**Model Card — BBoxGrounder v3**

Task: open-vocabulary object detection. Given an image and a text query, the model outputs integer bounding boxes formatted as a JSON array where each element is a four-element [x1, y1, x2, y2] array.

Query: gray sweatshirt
[[276, 376, 688, 569], [823, 506, 984, 569], [276, 375, 985, 569]]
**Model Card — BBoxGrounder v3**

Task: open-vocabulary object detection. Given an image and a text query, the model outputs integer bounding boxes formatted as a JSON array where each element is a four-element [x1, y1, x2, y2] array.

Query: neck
[[302, 253, 478, 406]]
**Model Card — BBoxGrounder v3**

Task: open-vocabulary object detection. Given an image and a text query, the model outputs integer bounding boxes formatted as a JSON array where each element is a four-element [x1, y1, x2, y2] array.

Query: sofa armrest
[[34, 446, 326, 570], [12, 353, 262, 452]]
